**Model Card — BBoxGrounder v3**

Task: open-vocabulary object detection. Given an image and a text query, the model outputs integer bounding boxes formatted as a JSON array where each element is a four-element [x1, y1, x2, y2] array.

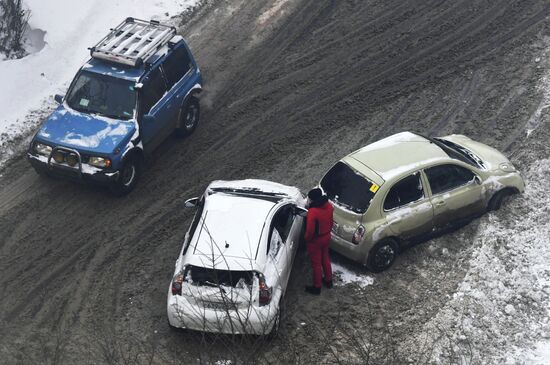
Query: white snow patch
[[332, 262, 374, 288], [525, 342, 550, 364], [214, 360, 233, 365], [257, 0, 292, 26], [413, 159, 550, 363]]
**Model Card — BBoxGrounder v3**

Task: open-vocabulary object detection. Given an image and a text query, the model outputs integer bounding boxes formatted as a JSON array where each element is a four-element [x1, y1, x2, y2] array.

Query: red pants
[[307, 239, 332, 289]]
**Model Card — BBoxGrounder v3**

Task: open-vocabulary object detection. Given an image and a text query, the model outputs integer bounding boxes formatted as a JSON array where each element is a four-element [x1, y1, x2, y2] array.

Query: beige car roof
[[346, 132, 449, 181]]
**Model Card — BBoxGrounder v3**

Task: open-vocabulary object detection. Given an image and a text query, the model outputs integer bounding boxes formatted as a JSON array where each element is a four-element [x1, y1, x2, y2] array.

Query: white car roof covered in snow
[[186, 179, 303, 271]]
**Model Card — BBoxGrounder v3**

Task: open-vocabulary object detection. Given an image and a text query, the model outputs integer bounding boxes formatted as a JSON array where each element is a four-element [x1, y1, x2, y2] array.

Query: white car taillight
[[171, 273, 184, 295], [171, 267, 190, 296], [352, 225, 366, 245], [258, 274, 272, 306]]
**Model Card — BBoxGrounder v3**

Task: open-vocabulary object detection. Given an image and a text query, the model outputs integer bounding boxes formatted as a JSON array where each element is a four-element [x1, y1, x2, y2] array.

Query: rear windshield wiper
[[204, 280, 221, 288]]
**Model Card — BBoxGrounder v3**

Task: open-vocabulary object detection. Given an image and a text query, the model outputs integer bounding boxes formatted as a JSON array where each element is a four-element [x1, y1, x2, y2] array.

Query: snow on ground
[[0, 0, 200, 167], [411, 161, 550, 364], [332, 262, 374, 288], [390, 156, 550, 363], [393, 44, 550, 364]]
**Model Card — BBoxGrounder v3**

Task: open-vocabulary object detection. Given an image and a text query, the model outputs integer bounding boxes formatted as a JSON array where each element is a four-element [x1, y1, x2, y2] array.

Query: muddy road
[[1, 0, 550, 363]]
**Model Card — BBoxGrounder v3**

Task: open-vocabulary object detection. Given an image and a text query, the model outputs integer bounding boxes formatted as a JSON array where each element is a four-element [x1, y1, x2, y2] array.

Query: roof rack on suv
[[89, 17, 177, 67]]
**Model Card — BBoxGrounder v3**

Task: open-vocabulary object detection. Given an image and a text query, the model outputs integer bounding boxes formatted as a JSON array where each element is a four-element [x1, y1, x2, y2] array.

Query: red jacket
[[304, 201, 334, 245]]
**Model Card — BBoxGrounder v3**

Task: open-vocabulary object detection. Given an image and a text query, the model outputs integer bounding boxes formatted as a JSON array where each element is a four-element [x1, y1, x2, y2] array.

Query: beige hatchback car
[[320, 132, 524, 272]]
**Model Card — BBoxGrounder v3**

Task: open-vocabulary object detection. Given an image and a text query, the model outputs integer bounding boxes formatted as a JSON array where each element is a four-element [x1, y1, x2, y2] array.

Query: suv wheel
[[176, 97, 200, 137], [367, 239, 399, 273], [110, 157, 141, 196]]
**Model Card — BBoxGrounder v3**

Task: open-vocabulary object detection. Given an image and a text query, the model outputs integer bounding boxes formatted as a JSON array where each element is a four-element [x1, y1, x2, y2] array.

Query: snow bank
[[0, 0, 199, 164], [414, 160, 550, 363]]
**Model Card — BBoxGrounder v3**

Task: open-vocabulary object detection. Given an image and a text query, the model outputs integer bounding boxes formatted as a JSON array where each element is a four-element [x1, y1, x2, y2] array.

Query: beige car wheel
[[367, 239, 399, 273]]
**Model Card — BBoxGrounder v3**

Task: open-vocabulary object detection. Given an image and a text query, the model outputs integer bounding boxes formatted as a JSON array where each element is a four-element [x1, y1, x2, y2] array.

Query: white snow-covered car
[[167, 179, 306, 335]]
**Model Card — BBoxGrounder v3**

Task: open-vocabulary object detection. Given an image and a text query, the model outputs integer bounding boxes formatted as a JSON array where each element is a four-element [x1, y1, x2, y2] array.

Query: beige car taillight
[[352, 225, 366, 245]]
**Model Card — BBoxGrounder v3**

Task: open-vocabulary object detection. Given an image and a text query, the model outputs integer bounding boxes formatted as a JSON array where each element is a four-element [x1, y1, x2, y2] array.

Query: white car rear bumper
[[167, 290, 281, 335]]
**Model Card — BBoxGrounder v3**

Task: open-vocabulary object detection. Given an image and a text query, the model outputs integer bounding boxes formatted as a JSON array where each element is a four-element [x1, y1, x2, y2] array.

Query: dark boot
[[323, 279, 333, 289], [305, 286, 321, 295]]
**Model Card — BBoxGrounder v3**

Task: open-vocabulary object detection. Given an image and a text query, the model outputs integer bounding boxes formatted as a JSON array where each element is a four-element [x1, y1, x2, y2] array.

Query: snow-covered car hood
[[441, 134, 513, 170], [36, 104, 136, 154]]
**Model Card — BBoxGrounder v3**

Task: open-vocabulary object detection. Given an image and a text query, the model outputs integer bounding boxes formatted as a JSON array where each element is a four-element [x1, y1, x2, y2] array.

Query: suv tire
[[110, 156, 141, 196], [176, 97, 200, 137], [367, 238, 399, 273]]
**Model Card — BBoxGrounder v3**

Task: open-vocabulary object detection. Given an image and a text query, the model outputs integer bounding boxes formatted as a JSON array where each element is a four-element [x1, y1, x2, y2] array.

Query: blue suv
[[28, 18, 202, 195]]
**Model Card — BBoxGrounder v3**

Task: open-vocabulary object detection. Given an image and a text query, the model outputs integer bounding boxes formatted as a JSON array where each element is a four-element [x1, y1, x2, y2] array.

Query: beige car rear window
[[321, 161, 378, 214]]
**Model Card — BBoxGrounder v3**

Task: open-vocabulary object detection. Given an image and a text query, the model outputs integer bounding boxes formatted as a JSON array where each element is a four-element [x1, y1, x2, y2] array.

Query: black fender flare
[[120, 146, 144, 168], [177, 87, 202, 128]]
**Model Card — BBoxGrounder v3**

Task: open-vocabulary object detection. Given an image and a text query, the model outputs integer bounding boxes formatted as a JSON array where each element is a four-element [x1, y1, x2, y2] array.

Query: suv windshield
[[320, 161, 378, 214], [66, 70, 136, 120]]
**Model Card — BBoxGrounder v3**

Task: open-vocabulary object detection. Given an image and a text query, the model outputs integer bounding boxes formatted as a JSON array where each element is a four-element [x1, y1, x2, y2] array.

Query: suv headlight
[[88, 156, 111, 168], [34, 143, 52, 156]]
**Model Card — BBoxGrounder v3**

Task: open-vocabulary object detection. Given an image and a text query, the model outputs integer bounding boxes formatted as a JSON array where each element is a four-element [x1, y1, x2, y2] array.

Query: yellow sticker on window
[[370, 183, 379, 193]]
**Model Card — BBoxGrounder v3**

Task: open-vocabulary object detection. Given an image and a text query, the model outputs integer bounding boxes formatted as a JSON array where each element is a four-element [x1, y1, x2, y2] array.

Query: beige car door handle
[[435, 201, 446, 206]]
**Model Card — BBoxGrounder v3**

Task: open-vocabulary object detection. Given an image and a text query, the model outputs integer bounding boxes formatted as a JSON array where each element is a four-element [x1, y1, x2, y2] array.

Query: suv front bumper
[[28, 153, 119, 185]]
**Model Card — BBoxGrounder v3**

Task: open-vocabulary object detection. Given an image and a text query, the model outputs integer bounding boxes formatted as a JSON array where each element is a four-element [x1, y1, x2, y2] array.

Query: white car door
[[266, 204, 300, 292]]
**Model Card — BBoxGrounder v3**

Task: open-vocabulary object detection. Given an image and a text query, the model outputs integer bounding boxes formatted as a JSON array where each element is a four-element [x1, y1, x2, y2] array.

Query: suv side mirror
[[294, 206, 308, 217], [184, 197, 200, 208], [54, 94, 64, 104], [143, 114, 156, 124]]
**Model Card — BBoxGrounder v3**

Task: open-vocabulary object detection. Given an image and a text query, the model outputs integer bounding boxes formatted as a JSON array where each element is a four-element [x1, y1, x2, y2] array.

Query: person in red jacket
[[304, 188, 334, 295]]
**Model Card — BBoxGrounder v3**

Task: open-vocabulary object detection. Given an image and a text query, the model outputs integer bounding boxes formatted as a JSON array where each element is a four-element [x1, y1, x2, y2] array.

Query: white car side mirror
[[184, 197, 199, 208], [294, 206, 308, 217]]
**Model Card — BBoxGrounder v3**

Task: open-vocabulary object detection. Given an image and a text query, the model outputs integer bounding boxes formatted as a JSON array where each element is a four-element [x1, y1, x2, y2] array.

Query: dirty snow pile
[[0, 0, 199, 166], [332, 262, 374, 289], [408, 160, 550, 364]]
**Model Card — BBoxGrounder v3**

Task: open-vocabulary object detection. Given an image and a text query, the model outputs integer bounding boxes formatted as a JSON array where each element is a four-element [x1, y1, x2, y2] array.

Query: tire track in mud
[[268, 0, 468, 86], [0, 171, 40, 215], [209, 0, 545, 185], [276, 1, 548, 130], [428, 71, 482, 135], [210, 0, 546, 160], [366, 94, 415, 145], [281, 0, 446, 70], [3, 228, 97, 320]]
